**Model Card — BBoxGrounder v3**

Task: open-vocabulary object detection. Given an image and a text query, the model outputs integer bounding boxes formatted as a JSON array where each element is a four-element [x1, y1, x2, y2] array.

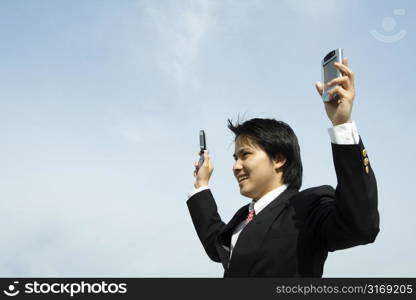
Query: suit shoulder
[[289, 186, 336, 219], [299, 185, 335, 199], [290, 185, 336, 209]]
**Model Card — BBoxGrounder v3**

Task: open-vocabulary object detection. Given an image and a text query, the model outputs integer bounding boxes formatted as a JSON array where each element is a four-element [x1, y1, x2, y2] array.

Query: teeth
[[238, 175, 248, 182]]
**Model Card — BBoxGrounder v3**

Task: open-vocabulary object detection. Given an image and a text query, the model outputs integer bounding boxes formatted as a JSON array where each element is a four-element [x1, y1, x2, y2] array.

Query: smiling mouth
[[237, 175, 249, 184]]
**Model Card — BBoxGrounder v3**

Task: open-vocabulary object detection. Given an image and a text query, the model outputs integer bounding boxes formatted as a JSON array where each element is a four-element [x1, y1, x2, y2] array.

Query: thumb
[[203, 151, 210, 166], [315, 81, 324, 97]]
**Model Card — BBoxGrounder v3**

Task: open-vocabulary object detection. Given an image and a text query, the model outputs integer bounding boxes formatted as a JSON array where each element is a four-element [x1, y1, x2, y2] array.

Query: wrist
[[194, 180, 209, 189], [332, 119, 352, 126]]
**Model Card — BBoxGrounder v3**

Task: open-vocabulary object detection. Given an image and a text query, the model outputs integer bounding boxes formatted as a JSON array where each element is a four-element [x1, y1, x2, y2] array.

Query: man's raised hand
[[315, 57, 356, 126], [193, 150, 214, 189]]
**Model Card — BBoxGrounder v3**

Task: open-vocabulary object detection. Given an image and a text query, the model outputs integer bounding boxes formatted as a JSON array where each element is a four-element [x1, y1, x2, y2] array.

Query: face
[[233, 136, 285, 201]]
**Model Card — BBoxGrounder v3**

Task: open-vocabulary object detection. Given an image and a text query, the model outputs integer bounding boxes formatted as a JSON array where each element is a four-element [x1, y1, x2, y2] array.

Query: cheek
[[252, 164, 274, 181]]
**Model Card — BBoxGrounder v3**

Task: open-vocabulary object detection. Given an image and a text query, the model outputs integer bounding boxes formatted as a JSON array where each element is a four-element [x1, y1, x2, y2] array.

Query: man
[[186, 58, 379, 277]]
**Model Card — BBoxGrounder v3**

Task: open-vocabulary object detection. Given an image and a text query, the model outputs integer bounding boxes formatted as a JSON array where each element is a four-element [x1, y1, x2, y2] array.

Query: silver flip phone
[[321, 48, 343, 102], [196, 130, 206, 173]]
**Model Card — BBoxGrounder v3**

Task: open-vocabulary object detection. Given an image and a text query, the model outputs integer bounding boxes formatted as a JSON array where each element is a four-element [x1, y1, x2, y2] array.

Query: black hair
[[228, 118, 303, 190]]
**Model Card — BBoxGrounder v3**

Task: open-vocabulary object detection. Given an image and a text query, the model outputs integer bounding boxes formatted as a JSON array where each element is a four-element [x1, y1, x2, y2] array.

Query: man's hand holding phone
[[193, 130, 213, 189], [193, 150, 214, 189], [315, 56, 356, 126]]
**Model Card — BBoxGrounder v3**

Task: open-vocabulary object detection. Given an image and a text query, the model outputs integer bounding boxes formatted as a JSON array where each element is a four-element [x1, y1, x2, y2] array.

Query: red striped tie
[[245, 209, 255, 224]]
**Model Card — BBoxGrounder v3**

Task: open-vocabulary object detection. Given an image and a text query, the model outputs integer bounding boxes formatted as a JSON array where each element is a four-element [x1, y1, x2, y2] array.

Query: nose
[[233, 159, 242, 175]]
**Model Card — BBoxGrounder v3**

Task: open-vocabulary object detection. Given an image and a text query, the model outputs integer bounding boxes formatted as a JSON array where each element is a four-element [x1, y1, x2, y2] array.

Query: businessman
[[186, 58, 379, 277]]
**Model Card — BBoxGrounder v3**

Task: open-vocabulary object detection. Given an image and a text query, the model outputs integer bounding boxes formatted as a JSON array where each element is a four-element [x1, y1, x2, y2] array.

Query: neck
[[253, 182, 284, 202]]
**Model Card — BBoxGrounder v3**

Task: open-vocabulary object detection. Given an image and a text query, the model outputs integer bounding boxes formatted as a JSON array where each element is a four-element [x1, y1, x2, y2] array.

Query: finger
[[326, 76, 351, 90], [334, 61, 354, 80], [342, 57, 349, 67], [315, 81, 324, 96], [195, 151, 206, 168], [203, 150, 210, 162], [328, 86, 348, 101], [204, 151, 213, 169]]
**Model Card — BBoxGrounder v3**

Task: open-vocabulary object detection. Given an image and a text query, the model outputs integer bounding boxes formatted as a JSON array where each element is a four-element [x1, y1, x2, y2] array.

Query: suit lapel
[[216, 204, 249, 270], [220, 204, 249, 245], [227, 188, 298, 276]]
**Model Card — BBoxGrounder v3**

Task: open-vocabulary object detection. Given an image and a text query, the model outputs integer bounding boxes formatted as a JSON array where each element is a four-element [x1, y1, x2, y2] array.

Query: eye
[[242, 152, 250, 157]]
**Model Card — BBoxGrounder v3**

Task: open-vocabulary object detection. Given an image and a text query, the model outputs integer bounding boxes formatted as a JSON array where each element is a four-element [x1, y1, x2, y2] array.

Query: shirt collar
[[248, 184, 288, 215]]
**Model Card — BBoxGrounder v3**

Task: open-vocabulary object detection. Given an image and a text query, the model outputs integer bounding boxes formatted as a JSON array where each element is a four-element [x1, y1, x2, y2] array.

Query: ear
[[273, 154, 287, 171]]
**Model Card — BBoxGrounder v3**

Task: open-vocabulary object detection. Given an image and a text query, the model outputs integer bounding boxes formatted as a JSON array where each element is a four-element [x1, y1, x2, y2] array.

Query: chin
[[239, 187, 254, 199]]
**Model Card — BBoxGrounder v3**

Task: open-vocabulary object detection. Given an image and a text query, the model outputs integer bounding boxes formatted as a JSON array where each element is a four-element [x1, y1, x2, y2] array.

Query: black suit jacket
[[187, 139, 379, 277]]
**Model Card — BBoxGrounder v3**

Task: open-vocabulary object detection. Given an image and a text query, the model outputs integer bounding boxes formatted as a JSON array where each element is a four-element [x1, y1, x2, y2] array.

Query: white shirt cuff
[[187, 186, 210, 199], [328, 120, 360, 145]]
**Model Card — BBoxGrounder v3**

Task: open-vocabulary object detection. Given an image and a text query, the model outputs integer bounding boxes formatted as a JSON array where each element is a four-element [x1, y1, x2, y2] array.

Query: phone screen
[[323, 58, 338, 84]]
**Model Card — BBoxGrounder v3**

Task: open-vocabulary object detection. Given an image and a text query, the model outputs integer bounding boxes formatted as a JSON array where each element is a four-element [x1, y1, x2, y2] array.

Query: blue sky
[[0, 0, 415, 277]]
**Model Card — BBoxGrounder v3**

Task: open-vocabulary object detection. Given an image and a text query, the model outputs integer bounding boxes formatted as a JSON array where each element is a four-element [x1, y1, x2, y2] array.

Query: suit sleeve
[[311, 137, 380, 252], [186, 189, 226, 262]]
